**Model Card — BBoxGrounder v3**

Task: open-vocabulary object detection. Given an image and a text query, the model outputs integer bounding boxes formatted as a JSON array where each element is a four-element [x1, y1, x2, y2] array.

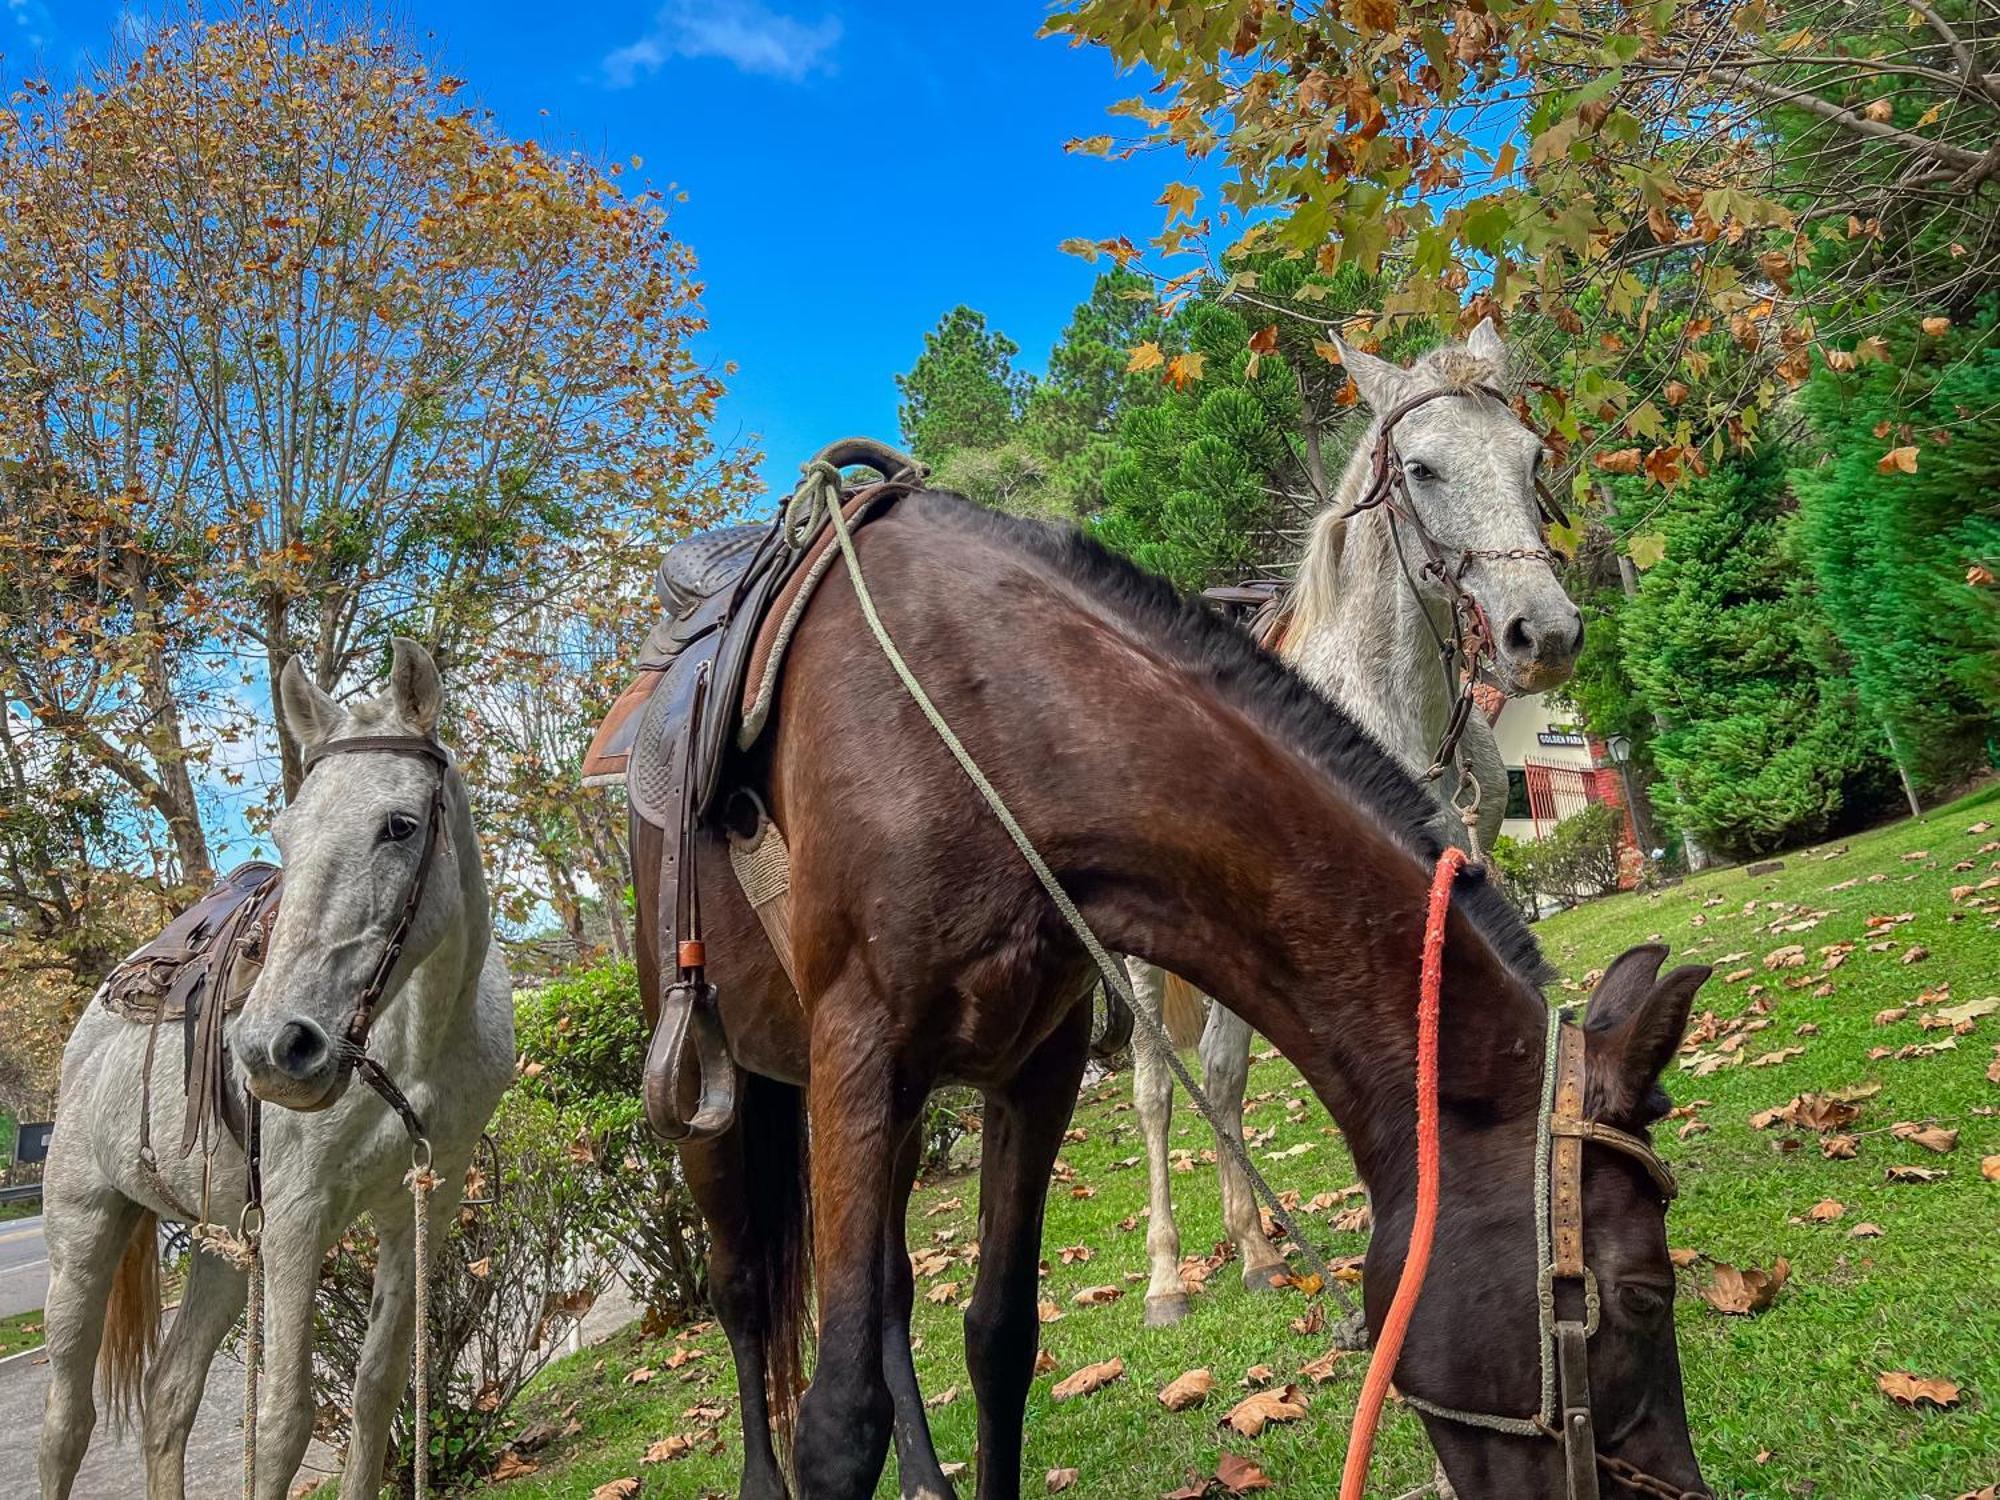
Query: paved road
[[0, 1212, 50, 1318]]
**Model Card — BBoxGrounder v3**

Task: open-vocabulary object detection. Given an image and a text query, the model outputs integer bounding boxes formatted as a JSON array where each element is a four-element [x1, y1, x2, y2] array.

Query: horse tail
[[1161, 972, 1209, 1052], [743, 1072, 813, 1461], [99, 1208, 160, 1429]]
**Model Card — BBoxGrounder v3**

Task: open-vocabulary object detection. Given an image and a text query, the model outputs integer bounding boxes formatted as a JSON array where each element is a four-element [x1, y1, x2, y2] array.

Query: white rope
[[406, 1140, 437, 1500], [240, 1206, 264, 1500]]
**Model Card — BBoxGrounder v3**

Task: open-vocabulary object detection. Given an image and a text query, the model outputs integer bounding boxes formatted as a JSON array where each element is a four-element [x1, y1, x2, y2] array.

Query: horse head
[[235, 638, 474, 1112]]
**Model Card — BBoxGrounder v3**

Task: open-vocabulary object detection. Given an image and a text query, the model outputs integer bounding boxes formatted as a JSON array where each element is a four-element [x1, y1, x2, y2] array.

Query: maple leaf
[[589, 1481, 640, 1500], [1885, 1164, 1946, 1183], [1248, 323, 1279, 355], [1160, 1369, 1219, 1411], [491, 1450, 540, 1481], [1223, 1384, 1311, 1436], [1890, 1122, 1958, 1153], [624, 1366, 655, 1386], [1165, 351, 1206, 390], [1047, 1468, 1080, 1493], [926, 1385, 958, 1409], [1216, 1453, 1275, 1493], [1070, 1284, 1124, 1306], [1158, 182, 1201, 221], [1051, 1357, 1125, 1402], [1699, 1258, 1789, 1315], [1127, 341, 1165, 373], [1877, 1370, 1960, 1408], [643, 1436, 694, 1462], [1807, 1199, 1844, 1221], [1877, 445, 1919, 474], [1595, 447, 1642, 475]]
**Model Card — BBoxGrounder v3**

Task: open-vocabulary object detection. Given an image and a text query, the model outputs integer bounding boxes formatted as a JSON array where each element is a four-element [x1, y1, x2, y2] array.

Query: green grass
[[0, 1308, 46, 1359], [470, 787, 2000, 1498]]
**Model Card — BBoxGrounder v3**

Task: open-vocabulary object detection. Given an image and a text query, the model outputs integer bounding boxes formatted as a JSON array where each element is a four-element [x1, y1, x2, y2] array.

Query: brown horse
[[636, 490, 1711, 1500]]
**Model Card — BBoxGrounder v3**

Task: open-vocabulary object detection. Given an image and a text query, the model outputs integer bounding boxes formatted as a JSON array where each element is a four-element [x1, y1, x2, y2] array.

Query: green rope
[[799, 462, 1352, 1310]]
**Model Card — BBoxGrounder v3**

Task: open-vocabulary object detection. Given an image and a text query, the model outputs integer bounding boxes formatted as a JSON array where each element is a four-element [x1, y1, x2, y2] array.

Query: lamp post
[[1604, 733, 1649, 858]]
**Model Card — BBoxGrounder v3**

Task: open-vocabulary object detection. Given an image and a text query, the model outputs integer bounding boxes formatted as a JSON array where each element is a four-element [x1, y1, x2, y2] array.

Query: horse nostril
[[1502, 614, 1537, 658], [270, 1019, 330, 1080], [1566, 611, 1585, 656]]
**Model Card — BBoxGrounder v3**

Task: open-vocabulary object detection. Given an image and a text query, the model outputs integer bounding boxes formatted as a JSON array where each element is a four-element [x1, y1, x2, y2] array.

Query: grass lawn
[[467, 786, 2000, 1498], [0, 1308, 46, 1359]]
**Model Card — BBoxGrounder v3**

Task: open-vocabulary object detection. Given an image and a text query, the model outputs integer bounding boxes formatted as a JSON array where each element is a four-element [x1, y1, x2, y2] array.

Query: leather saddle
[[583, 438, 927, 1142], [1201, 578, 1292, 651], [101, 859, 283, 1154]]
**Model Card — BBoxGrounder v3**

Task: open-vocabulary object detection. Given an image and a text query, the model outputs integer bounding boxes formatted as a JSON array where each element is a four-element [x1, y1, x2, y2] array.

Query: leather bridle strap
[[299, 733, 451, 1138]]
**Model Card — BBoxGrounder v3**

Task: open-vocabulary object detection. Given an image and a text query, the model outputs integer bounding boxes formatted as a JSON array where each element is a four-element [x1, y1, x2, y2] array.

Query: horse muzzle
[[239, 1014, 351, 1111]]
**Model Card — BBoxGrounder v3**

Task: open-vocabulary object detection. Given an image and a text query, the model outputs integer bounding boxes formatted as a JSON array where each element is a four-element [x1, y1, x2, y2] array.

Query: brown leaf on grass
[[1699, 1258, 1790, 1315], [1051, 1358, 1125, 1402], [1035, 1348, 1060, 1374], [1160, 1369, 1219, 1411], [1982, 1155, 2000, 1181], [1215, 1453, 1276, 1493], [1807, 1199, 1845, 1221], [1901, 945, 1931, 964], [1886, 1163, 1948, 1182], [1241, 1364, 1277, 1388], [1891, 1122, 1959, 1153], [1751, 1047, 1806, 1068], [491, 1451, 540, 1482], [1059, 1244, 1094, 1265], [643, 1436, 694, 1462], [1753, 1092, 1862, 1132], [1038, 1300, 1065, 1324], [625, 1366, 655, 1386], [1822, 1134, 1861, 1161], [1223, 1384, 1311, 1436], [1669, 1247, 1701, 1268], [1877, 1370, 1961, 1407], [1290, 1302, 1326, 1336], [1047, 1468, 1080, 1494], [590, 1481, 640, 1500], [1876, 1007, 1910, 1025], [1071, 1284, 1123, 1306], [926, 1385, 958, 1410], [1849, 1222, 1884, 1237], [1939, 996, 1999, 1026], [927, 1282, 961, 1305], [1300, 1347, 1347, 1383], [1763, 944, 1806, 969]]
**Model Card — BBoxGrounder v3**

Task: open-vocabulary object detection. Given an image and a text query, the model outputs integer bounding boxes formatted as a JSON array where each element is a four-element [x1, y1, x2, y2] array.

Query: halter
[[293, 732, 452, 1140], [1338, 383, 1571, 835], [1397, 1008, 1706, 1500]]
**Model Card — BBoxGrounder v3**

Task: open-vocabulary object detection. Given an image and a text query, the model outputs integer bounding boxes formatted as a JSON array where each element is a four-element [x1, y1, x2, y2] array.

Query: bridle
[[287, 732, 453, 1141], [1338, 382, 1572, 845], [1399, 1008, 1708, 1500]]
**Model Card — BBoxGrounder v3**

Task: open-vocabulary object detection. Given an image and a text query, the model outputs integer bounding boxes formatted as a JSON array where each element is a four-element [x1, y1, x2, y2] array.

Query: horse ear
[[389, 637, 443, 738], [1583, 944, 1710, 1123], [1464, 316, 1507, 379], [1333, 337, 1409, 412], [278, 657, 344, 753]]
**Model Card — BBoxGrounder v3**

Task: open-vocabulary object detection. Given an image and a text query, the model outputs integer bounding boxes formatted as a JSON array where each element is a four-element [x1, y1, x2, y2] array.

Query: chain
[[1598, 1453, 1712, 1499], [406, 1138, 437, 1500]]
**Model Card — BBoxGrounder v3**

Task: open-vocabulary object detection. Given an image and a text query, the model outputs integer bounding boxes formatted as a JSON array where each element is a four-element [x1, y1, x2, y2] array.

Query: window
[[1505, 767, 1531, 821]]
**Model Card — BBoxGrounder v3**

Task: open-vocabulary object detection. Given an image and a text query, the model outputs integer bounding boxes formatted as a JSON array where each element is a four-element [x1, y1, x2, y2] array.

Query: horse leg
[[337, 1210, 415, 1500], [679, 1072, 807, 1500], [967, 1002, 1092, 1500], [141, 1245, 247, 1500], [37, 1186, 143, 1500], [793, 1029, 919, 1500], [249, 1210, 330, 1500], [1201, 1003, 1286, 1291], [882, 1127, 954, 1498], [1128, 959, 1189, 1326]]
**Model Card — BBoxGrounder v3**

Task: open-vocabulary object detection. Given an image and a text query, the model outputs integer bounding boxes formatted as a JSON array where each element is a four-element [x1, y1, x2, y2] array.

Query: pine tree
[[1791, 306, 2000, 791], [1614, 448, 1892, 856], [895, 306, 1031, 465]]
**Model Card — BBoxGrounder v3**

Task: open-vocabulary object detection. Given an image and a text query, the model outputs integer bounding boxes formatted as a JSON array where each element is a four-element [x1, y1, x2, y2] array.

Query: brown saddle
[[582, 438, 926, 1141], [1200, 578, 1293, 651], [101, 859, 283, 1157]]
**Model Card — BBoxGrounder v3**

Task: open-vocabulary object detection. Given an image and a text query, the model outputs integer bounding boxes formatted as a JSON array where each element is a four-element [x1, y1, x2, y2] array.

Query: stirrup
[[1092, 978, 1134, 1061], [643, 979, 737, 1142]]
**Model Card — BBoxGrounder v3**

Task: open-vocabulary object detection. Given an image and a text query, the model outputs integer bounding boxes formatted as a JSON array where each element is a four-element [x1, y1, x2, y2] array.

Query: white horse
[[1130, 320, 1585, 1326], [38, 639, 515, 1500]]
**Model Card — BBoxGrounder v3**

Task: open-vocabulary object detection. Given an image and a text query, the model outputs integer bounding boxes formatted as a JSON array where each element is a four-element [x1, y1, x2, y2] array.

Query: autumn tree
[[0, 5, 746, 1036], [1046, 0, 2000, 521]]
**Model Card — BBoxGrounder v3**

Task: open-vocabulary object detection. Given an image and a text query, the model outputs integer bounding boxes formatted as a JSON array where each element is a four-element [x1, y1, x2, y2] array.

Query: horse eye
[[381, 812, 420, 844], [1405, 459, 1437, 483], [1618, 1284, 1668, 1319]]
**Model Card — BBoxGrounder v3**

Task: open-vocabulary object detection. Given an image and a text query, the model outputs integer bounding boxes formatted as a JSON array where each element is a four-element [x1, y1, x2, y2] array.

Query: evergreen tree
[[896, 306, 1031, 465], [1614, 449, 1890, 856], [1791, 307, 2000, 790]]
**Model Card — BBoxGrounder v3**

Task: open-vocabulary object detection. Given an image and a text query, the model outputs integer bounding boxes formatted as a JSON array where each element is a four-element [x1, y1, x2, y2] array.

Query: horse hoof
[[1243, 1263, 1290, 1293], [1144, 1293, 1191, 1327]]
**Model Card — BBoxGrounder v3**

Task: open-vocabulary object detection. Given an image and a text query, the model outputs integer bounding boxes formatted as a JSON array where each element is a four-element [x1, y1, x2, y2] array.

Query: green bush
[[1494, 803, 1627, 909]]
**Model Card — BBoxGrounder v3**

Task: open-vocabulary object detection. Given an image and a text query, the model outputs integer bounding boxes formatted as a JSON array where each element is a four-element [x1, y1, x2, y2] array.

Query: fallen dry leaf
[[1160, 1369, 1219, 1411], [1807, 1199, 1845, 1221], [1700, 1258, 1790, 1315], [1051, 1357, 1125, 1402], [1047, 1468, 1080, 1494], [1983, 1155, 2000, 1182], [1216, 1453, 1275, 1493], [1848, 1222, 1884, 1238], [1223, 1384, 1311, 1436], [491, 1451, 540, 1482], [1240, 1364, 1276, 1388], [1877, 1370, 1961, 1408], [643, 1436, 694, 1462], [589, 1481, 639, 1500], [1886, 1164, 1947, 1182], [1891, 1122, 1959, 1154], [624, 1367, 654, 1386], [1070, 1284, 1123, 1306], [926, 1385, 958, 1410], [1300, 1347, 1346, 1383], [1822, 1135, 1859, 1159]]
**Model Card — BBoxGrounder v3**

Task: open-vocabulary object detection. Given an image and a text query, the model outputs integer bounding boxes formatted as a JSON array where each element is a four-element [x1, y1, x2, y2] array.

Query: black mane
[[910, 489, 1554, 991]]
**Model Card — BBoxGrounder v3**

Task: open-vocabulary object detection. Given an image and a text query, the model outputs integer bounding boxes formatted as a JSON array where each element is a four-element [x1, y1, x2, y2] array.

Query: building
[[1479, 686, 1643, 877]]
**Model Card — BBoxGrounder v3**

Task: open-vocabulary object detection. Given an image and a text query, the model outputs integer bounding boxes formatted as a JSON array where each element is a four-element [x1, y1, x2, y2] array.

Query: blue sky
[[10, 0, 1183, 496]]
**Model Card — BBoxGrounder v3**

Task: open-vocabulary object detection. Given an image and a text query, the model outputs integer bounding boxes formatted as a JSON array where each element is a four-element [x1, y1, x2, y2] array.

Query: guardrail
[[0, 1183, 42, 1207]]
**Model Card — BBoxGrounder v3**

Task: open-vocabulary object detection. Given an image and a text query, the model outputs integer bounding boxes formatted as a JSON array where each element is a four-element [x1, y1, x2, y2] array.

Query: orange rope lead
[[1339, 844, 1467, 1500]]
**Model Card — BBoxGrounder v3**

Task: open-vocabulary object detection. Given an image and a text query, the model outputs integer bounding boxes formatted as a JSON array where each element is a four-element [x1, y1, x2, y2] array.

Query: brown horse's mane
[[909, 490, 1556, 992]]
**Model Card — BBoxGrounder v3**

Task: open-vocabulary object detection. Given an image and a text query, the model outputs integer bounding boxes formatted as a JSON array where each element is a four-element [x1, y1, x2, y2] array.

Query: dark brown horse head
[[1374, 943, 1711, 1497]]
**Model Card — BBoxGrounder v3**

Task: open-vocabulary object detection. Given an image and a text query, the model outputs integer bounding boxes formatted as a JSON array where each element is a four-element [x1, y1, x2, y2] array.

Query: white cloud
[[601, 0, 841, 87]]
